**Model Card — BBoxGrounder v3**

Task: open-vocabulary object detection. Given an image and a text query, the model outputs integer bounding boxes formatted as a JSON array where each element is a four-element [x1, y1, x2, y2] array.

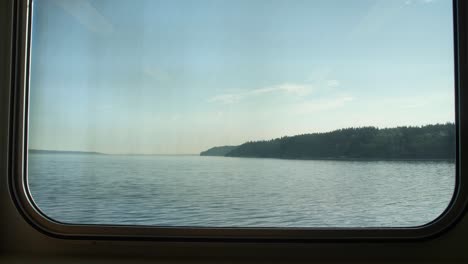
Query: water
[[27, 153, 455, 227]]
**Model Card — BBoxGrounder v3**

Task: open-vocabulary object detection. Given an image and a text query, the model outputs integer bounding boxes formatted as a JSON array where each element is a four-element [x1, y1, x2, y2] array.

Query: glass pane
[[28, 0, 455, 227]]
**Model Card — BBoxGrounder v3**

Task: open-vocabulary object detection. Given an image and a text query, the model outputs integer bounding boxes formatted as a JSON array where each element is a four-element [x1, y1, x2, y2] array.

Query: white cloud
[[277, 83, 312, 96], [327, 80, 341, 88], [208, 94, 243, 104], [251, 83, 311, 96], [208, 83, 313, 104], [53, 0, 114, 34]]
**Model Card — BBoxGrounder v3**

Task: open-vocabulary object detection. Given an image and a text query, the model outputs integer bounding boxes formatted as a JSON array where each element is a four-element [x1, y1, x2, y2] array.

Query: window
[[10, 0, 466, 240]]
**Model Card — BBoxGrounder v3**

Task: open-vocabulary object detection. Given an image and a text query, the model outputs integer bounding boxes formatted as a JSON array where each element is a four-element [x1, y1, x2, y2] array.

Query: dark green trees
[[201, 123, 455, 160], [200, 146, 238, 156]]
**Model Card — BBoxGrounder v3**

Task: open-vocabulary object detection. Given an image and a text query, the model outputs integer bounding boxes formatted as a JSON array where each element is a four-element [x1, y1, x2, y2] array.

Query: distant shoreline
[[28, 149, 198, 156], [28, 149, 454, 162], [201, 123, 456, 161], [28, 149, 104, 155]]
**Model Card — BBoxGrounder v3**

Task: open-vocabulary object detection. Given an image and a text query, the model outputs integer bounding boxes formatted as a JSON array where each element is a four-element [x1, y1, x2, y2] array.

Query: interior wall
[[0, 0, 468, 262]]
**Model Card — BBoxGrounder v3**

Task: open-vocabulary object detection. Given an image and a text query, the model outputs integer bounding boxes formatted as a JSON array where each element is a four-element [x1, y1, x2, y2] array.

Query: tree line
[[201, 123, 456, 160]]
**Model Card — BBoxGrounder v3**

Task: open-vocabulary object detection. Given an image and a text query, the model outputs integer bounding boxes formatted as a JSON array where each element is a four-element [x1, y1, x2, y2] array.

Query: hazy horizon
[[28, 122, 455, 155], [29, 0, 455, 155]]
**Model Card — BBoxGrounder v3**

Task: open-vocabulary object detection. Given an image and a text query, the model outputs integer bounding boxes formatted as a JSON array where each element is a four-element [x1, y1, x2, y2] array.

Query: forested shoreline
[[201, 123, 456, 160]]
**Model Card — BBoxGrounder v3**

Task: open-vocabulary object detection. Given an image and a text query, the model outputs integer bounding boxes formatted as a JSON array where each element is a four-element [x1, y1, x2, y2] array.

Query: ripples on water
[[27, 153, 455, 227]]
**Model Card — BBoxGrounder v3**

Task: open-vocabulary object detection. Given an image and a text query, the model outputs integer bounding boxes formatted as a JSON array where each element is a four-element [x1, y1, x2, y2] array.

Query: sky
[[28, 0, 455, 154]]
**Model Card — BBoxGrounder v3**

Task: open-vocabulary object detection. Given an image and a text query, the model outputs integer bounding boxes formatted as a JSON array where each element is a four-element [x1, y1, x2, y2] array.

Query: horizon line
[[29, 122, 455, 155], [28, 149, 199, 156]]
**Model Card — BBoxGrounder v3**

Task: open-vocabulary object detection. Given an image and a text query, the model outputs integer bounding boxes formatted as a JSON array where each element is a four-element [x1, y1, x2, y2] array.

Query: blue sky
[[29, 0, 454, 154]]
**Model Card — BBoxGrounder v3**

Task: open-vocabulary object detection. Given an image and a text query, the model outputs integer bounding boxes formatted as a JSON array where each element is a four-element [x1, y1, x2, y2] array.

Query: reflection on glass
[[28, 0, 455, 227]]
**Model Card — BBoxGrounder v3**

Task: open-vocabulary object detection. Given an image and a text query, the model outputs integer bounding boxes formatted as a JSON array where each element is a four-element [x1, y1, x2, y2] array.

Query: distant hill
[[200, 146, 238, 156], [203, 123, 456, 160], [29, 149, 103, 155]]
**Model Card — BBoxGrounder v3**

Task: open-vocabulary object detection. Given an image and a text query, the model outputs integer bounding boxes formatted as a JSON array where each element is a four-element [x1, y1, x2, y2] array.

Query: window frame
[[8, 0, 468, 241]]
